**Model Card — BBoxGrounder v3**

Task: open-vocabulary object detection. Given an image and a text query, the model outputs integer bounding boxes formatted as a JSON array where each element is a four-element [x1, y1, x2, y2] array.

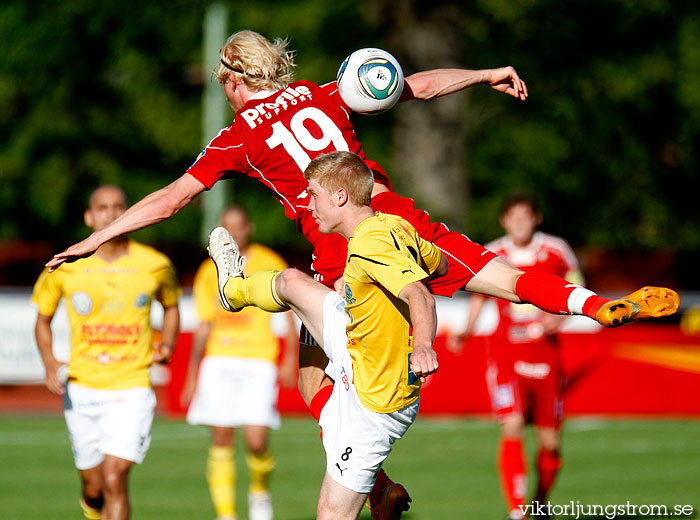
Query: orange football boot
[[596, 286, 680, 327]]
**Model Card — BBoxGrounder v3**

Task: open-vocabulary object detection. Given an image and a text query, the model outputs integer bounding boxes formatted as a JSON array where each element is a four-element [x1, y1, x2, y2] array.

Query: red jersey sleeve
[[186, 126, 248, 189], [320, 80, 349, 110]]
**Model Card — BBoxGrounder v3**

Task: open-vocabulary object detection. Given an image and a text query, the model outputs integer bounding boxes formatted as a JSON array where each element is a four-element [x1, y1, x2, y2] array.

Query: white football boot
[[207, 226, 246, 312]]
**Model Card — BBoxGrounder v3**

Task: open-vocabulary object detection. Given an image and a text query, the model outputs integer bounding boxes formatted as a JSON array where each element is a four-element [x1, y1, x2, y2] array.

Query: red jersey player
[[450, 193, 586, 519], [47, 30, 680, 520]]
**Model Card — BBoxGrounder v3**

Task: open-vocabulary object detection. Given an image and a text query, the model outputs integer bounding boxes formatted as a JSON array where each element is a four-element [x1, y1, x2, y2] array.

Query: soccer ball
[[336, 48, 404, 115]]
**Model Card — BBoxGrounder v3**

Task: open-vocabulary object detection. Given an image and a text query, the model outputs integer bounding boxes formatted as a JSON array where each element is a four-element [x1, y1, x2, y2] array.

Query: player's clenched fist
[[410, 346, 439, 383]]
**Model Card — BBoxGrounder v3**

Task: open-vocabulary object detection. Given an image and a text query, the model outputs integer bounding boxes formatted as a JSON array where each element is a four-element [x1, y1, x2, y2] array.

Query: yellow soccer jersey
[[32, 240, 180, 390], [343, 212, 443, 413], [193, 243, 289, 363]]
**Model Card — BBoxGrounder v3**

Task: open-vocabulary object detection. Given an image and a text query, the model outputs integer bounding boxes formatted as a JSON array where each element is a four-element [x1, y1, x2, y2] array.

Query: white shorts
[[318, 293, 420, 493], [63, 383, 155, 470], [186, 356, 280, 429]]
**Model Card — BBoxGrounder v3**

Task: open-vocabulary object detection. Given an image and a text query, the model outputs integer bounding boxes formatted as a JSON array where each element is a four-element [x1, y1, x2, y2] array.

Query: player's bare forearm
[[34, 314, 65, 395], [189, 321, 211, 370], [541, 313, 568, 335], [401, 67, 527, 101], [402, 69, 487, 100], [399, 282, 438, 382], [180, 320, 210, 406], [448, 293, 487, 353], [153, 304, 180, 363], [465, 294, 487, 337], [46, 174, 206, 272], [34, 314, 56, 366]]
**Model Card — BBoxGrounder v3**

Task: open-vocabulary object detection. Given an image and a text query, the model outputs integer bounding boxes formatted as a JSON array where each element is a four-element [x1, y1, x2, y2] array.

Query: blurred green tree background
[[1, 0, 698, 284]]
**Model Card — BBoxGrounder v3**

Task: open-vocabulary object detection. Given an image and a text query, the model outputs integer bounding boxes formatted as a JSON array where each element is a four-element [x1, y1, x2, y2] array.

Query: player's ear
[[84, 209, 93, 228], [336, 188, 349, 206]]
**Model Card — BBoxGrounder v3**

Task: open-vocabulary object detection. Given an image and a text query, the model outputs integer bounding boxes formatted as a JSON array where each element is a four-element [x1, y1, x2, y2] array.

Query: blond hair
[[214, 30, 296, 91], [304, 152, 374, 206]]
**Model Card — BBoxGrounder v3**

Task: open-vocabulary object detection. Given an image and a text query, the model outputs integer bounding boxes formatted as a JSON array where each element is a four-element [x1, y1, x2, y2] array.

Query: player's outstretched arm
[[401, 67, 528, 102], [399, 281, 438, 383], [46, 174, 206, 272]]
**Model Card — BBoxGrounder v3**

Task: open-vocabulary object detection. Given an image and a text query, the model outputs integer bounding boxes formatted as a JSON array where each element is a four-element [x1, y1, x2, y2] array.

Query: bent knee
[[247, 439, 268, 455], [275, 268, 307, 291], [500, 414, 525, 438], [101, 469, 128, 492], [536, 428, 560, 451]]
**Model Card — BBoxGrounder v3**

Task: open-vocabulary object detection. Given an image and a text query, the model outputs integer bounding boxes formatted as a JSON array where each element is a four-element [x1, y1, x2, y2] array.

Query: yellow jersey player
[[207, 151, 448, 520], [32, 185, 180, 520], [181, 206, 297, 520]]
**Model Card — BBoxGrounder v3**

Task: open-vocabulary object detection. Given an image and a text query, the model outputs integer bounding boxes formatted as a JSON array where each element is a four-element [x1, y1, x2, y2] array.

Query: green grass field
[[1, 414, 698, 519]]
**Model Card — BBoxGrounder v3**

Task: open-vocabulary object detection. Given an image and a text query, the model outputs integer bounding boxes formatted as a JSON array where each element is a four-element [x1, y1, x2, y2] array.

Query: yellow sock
[[247, 449, 275, 494], [206, 445, 236, 518], [79, 497, 101, 520], [224, 270, 288, 312]]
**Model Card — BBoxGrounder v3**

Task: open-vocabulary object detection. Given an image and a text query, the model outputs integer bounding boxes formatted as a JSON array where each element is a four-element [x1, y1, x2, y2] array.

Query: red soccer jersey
[[486, 231, 581, 344], [186, 80, 391, 285]]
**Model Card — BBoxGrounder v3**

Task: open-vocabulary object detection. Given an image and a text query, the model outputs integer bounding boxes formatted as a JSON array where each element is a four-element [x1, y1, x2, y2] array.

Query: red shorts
[[302, 191, 497, 295], [371, 192, 497, 296], [485, 337, 563, 429]]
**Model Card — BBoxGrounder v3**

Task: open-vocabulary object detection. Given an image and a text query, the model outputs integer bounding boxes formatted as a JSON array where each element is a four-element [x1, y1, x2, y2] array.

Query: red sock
[[515, 271, 610, 319], [535, 448, 562, 503], [499, 438, 527, 512], [368, 468, 391, 508]]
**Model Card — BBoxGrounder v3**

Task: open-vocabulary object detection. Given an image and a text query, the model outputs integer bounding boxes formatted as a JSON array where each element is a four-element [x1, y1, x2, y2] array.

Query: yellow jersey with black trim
[[193, 243, 289, 363], [32, 240, 180, 390], [343, 212, 443, 413]]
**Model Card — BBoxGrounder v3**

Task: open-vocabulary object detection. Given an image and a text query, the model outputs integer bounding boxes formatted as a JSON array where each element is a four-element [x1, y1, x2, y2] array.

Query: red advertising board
[[164, 323, 700, 418]]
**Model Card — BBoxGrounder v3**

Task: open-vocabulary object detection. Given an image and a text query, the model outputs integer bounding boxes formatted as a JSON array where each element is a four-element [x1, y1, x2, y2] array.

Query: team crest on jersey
[[134, 293, 148, 308], [344, 284, 356, 304], [71, 292, 93, 316]]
